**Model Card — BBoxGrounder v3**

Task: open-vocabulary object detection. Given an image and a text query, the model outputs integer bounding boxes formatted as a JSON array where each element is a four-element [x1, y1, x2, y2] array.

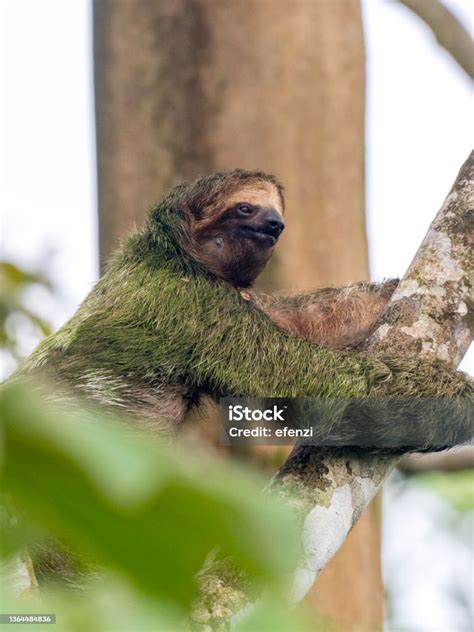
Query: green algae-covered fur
[[14, 170, 473, 451]]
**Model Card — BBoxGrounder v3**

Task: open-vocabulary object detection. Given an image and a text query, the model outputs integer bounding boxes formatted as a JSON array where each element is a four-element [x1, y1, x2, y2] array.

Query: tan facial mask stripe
[[194, 183, 284, 230]]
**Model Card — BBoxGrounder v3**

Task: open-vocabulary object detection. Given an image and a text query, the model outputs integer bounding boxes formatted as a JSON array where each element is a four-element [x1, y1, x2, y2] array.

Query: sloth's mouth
[[240, 225, 278, 246]]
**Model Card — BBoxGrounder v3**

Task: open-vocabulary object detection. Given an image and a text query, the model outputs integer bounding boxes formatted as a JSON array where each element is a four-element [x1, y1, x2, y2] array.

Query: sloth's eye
[[238, 204, 254, 215]]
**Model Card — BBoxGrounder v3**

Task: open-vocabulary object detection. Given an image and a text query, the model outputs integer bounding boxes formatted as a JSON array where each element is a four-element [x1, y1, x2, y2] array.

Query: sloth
[[15, 169, 472, 452]]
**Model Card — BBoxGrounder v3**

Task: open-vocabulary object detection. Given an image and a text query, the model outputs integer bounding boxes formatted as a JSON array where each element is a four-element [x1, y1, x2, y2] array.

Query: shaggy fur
[[14, 169, 473, 451], [253, 280, 399, 351]]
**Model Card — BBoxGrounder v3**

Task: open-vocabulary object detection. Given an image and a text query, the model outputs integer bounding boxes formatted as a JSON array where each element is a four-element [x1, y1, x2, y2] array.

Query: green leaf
[[0, 382, 298, 609], [1, 579, 183, 632]]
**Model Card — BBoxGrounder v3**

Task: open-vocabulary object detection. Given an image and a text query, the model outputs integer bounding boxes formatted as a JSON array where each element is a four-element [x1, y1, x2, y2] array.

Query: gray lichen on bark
[[367, 154, 473, 364]]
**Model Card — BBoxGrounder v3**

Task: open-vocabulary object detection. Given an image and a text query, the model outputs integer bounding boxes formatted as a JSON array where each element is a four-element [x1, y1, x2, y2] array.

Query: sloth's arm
[[251, 280, 398, 350]]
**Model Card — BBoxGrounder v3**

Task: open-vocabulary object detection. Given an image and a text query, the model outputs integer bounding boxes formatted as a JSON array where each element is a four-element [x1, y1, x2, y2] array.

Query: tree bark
[[93, 1, 381, 627], [195, 151, 473, 629]]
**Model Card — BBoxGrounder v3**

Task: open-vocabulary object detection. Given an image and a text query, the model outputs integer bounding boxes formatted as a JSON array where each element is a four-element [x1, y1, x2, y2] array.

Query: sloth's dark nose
[[262, 210, 285, 238]]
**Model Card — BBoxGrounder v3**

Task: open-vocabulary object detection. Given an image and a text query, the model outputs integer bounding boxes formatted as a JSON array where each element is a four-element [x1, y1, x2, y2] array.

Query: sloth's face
[[193, 184, 285, 287], [218, 201, 285, 248]]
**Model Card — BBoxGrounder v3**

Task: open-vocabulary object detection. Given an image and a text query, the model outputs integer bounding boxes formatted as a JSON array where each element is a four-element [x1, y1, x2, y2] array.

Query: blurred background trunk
[[93, 0, 381, 628]]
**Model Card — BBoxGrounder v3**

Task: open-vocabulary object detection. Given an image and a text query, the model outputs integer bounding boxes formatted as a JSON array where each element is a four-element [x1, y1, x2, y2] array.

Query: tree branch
[[399, 446, 474, 473], [195, 152, 473, 627], [396, 0, 474, 80], [272, 150, 473, 600]]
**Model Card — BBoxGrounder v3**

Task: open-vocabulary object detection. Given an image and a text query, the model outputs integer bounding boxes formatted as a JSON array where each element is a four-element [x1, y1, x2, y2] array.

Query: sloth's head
[[172, 170, 285, 287]]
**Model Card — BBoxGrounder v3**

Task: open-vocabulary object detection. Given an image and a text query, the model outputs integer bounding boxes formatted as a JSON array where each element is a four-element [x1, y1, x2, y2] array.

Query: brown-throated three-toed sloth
[[15, 169, 473, 452]]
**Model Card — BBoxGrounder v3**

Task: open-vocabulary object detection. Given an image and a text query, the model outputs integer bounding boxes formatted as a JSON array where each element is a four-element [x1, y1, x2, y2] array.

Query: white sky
[[0, 0, 472, 377]]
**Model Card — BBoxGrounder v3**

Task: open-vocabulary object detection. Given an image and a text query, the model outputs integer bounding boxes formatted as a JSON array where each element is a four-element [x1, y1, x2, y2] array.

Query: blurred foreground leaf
[[1, 580, 318, 632], [1, 580, 183, 632], [0, 382, 298, 612]]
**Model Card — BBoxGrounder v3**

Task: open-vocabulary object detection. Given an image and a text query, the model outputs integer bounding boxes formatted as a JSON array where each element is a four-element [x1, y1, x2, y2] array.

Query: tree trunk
[[93, 1, 381, 628]]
